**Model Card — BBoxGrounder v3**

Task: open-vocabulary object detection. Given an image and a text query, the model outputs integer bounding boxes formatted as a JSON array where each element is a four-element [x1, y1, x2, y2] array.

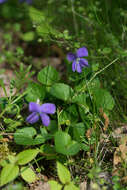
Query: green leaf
[[48, 120, 58, 134], [14, 127, 45, 145], [2, 183, 24, 190], [72, 93, 87, 105], [8, 155, 16, 164], [29, 7, 60, 39], [71, 123, 86, 142], [25, 82, 45, 102], [21, 31, 35, 42], [37, 23, 59, 38], [59, 105, 78, 125], [94, 89, 115, 111], [37, 65, 60, 86], [21, 166, 36, 183], [50, 83, 74, 101], [57, 162, 71, 184], [102, 47, 112, 54], [78, 106, 89, 121], [59, 110, 70, 126], [29, 7, 45, 25], [4, 118, 22, 132], [0, 160, 8, 167], [40, 144, 56, 155], [29, 7, 48, 37], [36, 23, 50, 38], [40, 144, 56, 159], [80, 143, 90, 151], [16, 149, 39, 165], [40, 128, 52, 141], [0, 164, 19, 186], [64, 182, 79, 190], [55, 131, 80, 156], [48, 180, 62, 190], [0, 79, 7, 97], [0, 97, 7, 110], [88, 78, 100, 93]]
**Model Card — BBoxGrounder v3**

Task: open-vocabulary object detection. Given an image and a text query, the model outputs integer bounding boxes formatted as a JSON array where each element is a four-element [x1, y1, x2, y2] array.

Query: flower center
[[36, 99, 40, 104], [76, 58, 80, 64]]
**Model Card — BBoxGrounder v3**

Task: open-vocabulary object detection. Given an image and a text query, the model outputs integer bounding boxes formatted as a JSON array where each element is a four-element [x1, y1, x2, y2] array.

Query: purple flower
[[0, 0, 7, 3], [0, 0, 32, 4], [19, 0, 32, 4], [26, 102, 56, 126], [67, 47, 89, 73]]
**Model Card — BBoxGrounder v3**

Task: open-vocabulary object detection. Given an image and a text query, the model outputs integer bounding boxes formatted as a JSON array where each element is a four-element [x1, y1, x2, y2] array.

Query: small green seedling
[[0, 149, 39, 186]]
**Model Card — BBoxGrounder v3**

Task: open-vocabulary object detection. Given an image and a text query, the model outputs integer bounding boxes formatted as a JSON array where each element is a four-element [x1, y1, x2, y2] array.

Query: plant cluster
[[0, 44, 117, 188], [0, 0, 127, 190]]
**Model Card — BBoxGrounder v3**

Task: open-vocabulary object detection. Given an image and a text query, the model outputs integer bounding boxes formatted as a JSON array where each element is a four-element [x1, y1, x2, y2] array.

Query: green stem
[[87, 57, 119, 86], [71, 0, 78, 36]]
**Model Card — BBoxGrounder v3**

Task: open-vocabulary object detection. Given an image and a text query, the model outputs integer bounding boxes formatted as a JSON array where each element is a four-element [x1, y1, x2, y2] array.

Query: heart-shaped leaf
[[94, 89, 115, 111], [14, 127, 45, 145], [50, 83, 74, 101], [71, 123, 86, 142], [55, 131, 80, 156], [25, 82, 45, 102], [37, 65, 60, 86]]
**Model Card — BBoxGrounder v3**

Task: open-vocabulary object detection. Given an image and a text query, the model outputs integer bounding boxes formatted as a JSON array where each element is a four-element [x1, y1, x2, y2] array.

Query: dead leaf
[[86, 128, 93, 139], [100, 133, 109, 143], [113, 147, 122, 167], [121, 176, 127, 184], [100, 108, 109, 131], [113, 136, 127, 175], [80, 181, 87, 190], [112, 126, 127, 141], [0, 138, 9, 142]]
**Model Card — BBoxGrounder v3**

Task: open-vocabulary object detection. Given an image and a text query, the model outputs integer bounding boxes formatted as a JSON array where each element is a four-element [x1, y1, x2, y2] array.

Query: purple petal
[[0, 0, 7, 3], [76, 47, 88, 58], [29, 102, 40, 112], [40, 113, 50, 126], [40, 103, 56, 114], [67, 53, 76, 62], [19, 0, 32, 4], [26, 0, 32, 4], [76, 63, 82, 73], [26, 112, 39, 124], [72, 60, 76, 72], [79, 58, 89, 67]]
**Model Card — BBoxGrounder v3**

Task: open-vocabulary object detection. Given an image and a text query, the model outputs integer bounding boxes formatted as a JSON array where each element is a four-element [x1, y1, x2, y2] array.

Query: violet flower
[[19, 0, 32, 4], [67, 47, 89, 73], [0, 0, 7, 3], [0, 0, 32, 4], [26, 102, 56, 126]]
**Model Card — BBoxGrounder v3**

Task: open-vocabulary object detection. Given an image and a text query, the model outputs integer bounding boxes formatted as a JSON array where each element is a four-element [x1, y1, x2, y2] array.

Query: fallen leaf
[[100, 108, 109, 131]]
